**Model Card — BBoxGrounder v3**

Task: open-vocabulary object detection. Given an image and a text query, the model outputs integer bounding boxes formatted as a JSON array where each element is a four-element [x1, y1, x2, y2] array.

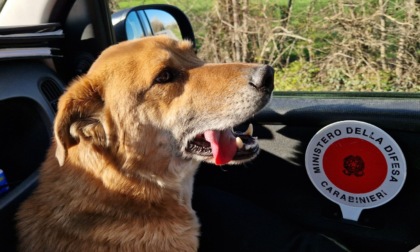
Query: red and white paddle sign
[[305, 120, 406, 221]]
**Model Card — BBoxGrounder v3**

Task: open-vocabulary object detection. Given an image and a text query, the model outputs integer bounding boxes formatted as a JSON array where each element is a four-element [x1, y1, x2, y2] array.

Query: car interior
[[0, 1, 113, 251], [0, 0, 419, 251]]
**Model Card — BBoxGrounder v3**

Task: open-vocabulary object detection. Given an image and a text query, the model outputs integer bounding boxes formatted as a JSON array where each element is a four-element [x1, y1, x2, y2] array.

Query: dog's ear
[[54, 76, 107, 166]]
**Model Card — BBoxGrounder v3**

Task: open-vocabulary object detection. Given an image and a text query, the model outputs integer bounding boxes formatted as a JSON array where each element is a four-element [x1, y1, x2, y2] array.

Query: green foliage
[[276, 61, 419, 92], [117, 0, 163, 9], [275, 61, 324, 91], [115, 0, 419, 93]]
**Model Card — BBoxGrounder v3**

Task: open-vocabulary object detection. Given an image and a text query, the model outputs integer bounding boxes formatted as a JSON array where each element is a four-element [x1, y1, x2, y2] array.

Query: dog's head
[[54, 35, 273, 177]]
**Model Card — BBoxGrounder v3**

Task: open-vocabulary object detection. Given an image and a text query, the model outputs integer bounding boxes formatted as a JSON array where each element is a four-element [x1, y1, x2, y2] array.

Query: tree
[[115, 0, 419, 92], [109, 0, 119, 13]]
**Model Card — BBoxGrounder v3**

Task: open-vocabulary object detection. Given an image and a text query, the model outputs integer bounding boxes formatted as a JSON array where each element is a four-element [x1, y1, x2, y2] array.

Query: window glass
[[118, 1, 419, 93], [125, 11, 144, 40], [137, 10, 152, 36], [183, 0, 419, 93], [144, 9, 182, 41]]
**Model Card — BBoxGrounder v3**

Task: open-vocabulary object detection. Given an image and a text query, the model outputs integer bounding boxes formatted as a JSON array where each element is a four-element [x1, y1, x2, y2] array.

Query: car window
[[126, 11, 145, 40], [114, 0, 418, 93], [144, 9, 182, 40]]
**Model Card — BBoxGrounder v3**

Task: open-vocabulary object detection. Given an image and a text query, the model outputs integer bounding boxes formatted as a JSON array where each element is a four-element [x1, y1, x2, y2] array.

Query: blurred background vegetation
[[111, 0, 419, 92]]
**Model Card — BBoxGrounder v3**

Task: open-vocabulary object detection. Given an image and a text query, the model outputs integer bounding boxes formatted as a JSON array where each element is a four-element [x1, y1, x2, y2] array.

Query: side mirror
[[112, 4, 195, 48]]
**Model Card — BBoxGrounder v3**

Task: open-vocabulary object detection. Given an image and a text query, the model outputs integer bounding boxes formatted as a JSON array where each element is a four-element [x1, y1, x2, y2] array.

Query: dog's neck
[[62, 139, 200, 207], [168, 157, 200, 207]]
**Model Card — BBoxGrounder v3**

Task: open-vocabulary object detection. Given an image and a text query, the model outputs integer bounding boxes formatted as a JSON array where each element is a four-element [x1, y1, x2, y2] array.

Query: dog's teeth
[[245, 123, 253, 136], [236, 137, 244, 149]]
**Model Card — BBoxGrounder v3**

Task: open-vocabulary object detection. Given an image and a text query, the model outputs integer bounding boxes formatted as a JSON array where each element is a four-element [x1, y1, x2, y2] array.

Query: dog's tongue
[[204, 129, 237, 165]]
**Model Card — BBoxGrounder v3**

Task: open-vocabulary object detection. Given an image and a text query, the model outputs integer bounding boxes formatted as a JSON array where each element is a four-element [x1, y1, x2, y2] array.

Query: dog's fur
[[16, 35, 273, 252]]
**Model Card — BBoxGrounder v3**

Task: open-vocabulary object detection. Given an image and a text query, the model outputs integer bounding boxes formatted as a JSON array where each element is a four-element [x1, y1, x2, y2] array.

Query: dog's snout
[[249, 65, 274, 93]]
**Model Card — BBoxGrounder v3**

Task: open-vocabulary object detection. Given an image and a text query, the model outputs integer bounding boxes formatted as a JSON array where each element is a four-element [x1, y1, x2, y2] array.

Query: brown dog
[[16, 35, 274, 252]]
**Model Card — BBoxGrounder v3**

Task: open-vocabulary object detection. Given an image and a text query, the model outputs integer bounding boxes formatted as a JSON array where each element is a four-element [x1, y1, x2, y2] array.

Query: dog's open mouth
[[186, 124, 259, 165]]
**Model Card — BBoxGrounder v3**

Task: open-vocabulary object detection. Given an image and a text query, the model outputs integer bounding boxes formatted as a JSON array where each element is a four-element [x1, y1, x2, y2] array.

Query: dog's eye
[[155, 69, 175, 84]]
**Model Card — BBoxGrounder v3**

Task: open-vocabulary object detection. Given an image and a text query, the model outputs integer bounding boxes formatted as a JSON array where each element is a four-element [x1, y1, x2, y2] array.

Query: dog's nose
[[249, 65, 274, 93]]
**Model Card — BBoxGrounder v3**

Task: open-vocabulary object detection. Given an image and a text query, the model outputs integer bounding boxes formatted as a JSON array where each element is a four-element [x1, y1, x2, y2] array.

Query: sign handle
[[340, 205, 363, 221]]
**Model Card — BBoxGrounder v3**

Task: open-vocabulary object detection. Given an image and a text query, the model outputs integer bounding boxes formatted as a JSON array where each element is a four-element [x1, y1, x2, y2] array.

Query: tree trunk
[[241, 0, 249, 62], [231, 0, 241, 62], [285, 0, 293, 27], [378, 0, 388, 71], [395, 0, 415, 82]]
